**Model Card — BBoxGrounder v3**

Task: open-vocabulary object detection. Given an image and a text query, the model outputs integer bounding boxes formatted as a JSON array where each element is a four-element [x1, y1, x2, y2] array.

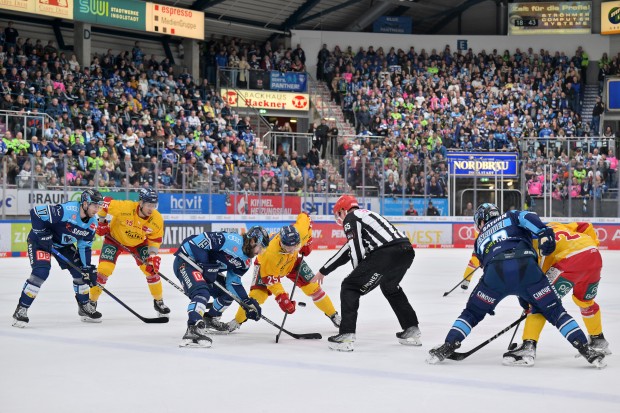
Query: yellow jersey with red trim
[[99, 198, 164, 248], [535, 222, 599, 274], [257, 213, 312, 280]]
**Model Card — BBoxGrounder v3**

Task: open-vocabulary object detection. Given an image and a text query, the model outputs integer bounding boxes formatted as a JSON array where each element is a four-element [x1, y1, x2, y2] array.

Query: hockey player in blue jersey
[[173, 226, 269, 348], [12, 189, 105, 327], [427, 203, 606, 368]]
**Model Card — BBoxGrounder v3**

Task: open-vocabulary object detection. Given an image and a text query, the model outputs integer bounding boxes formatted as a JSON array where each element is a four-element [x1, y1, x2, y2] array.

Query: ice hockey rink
[[1, 249, 618, 413]]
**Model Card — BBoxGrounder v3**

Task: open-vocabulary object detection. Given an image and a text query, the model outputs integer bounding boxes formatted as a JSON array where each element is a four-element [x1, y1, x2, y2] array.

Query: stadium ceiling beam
[[203, 12, 283, 32], [297, 0, 363, 25], [191, 0, 228, 11], [267, 0, 322, 42], [428, 0, 487, 34]]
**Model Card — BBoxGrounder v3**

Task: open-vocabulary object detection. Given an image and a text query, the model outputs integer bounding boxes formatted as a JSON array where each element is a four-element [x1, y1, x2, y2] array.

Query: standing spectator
[[314, 118, 329, 158], [426, 200, 440, 216], [591, 97, 604, 136], [405, 201, 418, 216], [311, 195, 421, 351], [4, 21, 18, 48], [461, 202, 475, 216]]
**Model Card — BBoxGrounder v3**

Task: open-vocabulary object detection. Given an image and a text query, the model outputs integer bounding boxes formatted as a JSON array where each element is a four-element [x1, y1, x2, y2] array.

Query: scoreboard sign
[[508, 1, 591, 35]]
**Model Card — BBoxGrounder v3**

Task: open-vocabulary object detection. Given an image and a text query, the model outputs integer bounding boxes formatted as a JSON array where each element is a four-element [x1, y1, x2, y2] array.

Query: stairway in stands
[[581, 84, 600, 131]]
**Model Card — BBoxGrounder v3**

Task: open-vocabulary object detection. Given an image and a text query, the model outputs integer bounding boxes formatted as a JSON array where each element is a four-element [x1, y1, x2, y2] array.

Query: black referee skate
[[153, 299, 171, 317], [12, 305, 29, 328], [426, 341, 461, 364], [574, 341, 607, 369], [203, 315, 230, 334], [396, 326, 422, 346], [589, 333, 612, 355], [328, 333, 355, 352], [502, 339, 537, 367], [78, 300, 102, 323], [180, 320, 213, 348]]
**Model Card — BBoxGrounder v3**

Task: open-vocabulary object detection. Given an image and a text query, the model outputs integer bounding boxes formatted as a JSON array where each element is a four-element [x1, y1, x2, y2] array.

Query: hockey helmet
[[279, 225, 300, 253], [81, 189, 104, 206], [333, 195, 359, 226], [138, 187, 159, 204], [243, 226, 269, 257], [474, 203, 500, 230]]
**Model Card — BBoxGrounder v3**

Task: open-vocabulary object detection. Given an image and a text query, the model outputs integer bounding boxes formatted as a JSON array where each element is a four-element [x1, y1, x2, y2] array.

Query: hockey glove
[[242, 297, 262, 321], [81, 265, 98, 287], [34, 229, 53, 252], [537, 227, 556, 256], [275, 292, 296, 314], [201, 264, 220, 284], [145, 255, 161, 276], [299, 236, 313, 257], [460, 279, 470, 290], [96, 220, 110, 237]]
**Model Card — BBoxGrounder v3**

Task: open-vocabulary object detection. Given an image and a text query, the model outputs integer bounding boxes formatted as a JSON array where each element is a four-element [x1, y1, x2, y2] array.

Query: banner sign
[[601, 1, 620, 35], [508, 1, 592, 35], [157, 193, 226, 214], [222, 89, 309, 112], [0, 0, 74, 19], [607, 79, 620, 111], [269, 72, 308, 93], [74, 0, 147, 32], [145, 3, 204, 40], [301, 196, 377, 216], [225, 195, 300, 215], [382, 197, 448, 216], [447, 152, 519, 177], [372, 16, 412, 34]]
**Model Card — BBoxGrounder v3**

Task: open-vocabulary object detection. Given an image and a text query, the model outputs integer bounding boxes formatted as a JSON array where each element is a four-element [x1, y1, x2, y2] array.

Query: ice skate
[[78, 300, 102, 323], [589, 333, 612, 355], [328, 333, 355, 352], [203, 315, 230, 334], [12, 305, 29, 328], [574, 341, 607, 369], [227, 319, 243, 333], [179, 320, 212, 348], [153, 299, 171, 317], [426, 341, 460, 364], [327, 312, 341, 328], [396, 326, 422, 346], [502, 340, 537, 367]]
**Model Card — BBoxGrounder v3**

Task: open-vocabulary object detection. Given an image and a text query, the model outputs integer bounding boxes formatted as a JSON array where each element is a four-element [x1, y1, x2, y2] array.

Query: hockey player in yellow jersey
[[90, 188, 169, 317], [226, 212, 341, 332], [461, 221, 610, 366]]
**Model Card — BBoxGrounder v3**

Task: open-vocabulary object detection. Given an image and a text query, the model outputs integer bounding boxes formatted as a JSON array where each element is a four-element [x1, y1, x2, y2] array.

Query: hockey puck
[[298, 302, 306, 307]]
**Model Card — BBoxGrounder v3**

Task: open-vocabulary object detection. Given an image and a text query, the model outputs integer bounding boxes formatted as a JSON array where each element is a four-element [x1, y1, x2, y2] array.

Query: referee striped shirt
[[319, 209, 409, 274]]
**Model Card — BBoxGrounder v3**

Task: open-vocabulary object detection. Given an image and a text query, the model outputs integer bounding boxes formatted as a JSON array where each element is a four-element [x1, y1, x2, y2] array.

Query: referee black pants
[[339, 242, 418, 334]]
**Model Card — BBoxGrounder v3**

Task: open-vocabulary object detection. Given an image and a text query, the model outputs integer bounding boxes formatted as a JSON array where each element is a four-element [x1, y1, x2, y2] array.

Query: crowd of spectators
[[317, 43, 619, 204], [0, 23, 331, 194]]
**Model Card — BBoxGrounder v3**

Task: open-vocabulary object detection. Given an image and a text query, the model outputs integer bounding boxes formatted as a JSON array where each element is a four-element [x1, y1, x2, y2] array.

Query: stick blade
[[143, 317, 170, 324], [447, 351, 469, 361], [293, 333, 322, 340]]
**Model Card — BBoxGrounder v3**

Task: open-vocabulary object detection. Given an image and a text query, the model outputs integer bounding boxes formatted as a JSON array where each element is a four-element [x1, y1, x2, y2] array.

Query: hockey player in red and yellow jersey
[[462, 221, 610, 366], [89, 188, 169, 317], [227, 212, 341, 332]]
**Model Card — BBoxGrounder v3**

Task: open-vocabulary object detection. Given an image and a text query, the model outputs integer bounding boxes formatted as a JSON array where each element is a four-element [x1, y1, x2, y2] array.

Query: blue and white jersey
[[474, 210, 547, 267], [176, 232, 252, 299], [30, 201, 97, 266]]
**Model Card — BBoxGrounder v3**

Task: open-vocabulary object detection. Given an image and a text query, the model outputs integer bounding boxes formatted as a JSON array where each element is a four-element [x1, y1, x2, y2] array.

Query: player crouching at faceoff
[[90, 188, 168, 317], [13, 189, 104, 327], [227, 213, 341, 333], [173, 226, 269, 348], [427, 203, 606, 368], [502, 221, 611, 366], [311, 195, 421, 352]]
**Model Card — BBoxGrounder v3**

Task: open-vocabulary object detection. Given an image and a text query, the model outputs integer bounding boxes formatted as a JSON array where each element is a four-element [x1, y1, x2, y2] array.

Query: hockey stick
[[177, 253, 322, 340], [105, 235, 187, 297], [447, 313, 527, 361], [507, 311, 527, 350], [51, 248, 169, 324], [443, 267, 479, 297], [276, 261, 302, 343]]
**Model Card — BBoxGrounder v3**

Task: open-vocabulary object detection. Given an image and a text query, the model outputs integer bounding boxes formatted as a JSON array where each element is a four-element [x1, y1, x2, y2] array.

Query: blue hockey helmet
[[81, 189, 104, 206], [279, 225, 301, 247], [243, 226, 269, 257], [138, 187, 159, 204], [474, 203, 500, 230]]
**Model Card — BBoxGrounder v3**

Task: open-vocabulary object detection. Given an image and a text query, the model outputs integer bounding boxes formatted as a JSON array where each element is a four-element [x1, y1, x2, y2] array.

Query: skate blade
[[205, 329, 230, 335], [425, 354, 443, 364], [80, 316, 103, 323], [398, 337, 422, 346], [592, 358, 607, 369], [502, 356, 534, 367], [328, 342, 354, 352], [156, 312, 170, 318], [179, 339, 212, 348], [12, 320, 27, 328]]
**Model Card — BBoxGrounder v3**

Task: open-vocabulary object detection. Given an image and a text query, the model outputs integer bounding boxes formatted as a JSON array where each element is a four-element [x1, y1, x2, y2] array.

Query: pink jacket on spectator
[[570, 185, 581, 198], [527, 179, 542, 196]]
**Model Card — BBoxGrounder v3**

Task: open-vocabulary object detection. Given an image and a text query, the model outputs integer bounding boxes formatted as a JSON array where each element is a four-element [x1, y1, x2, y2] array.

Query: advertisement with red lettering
[[226, 195, 300, 215], [311, 222, 349, 250]]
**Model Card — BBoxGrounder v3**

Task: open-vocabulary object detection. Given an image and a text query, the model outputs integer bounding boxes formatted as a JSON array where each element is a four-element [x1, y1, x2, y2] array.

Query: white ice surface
[[0, 249, 618, 413]]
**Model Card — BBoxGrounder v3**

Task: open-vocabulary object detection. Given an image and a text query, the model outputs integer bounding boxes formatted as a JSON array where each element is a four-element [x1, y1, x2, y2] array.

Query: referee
[[311, 195, 421, 351]]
